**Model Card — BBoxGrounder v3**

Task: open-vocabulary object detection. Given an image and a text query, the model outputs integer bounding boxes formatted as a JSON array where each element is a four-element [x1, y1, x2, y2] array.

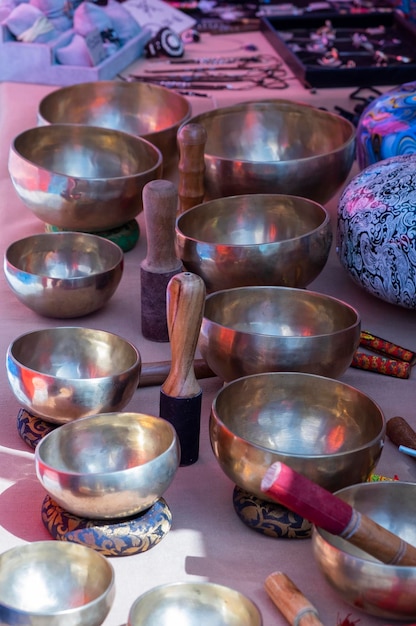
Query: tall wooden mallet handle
[[177, 122, 207, 214], [265, 572, 324, 626], [261, 462, 416, 567]]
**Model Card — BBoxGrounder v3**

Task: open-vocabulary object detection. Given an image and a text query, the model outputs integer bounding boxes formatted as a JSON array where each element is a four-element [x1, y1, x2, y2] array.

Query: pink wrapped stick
[[261, 462, 416, 567]]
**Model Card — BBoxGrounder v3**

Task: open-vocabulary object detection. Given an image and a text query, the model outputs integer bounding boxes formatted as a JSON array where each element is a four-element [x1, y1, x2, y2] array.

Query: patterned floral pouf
[[337, 154, 416, 309], [356, 82, 416, 170]]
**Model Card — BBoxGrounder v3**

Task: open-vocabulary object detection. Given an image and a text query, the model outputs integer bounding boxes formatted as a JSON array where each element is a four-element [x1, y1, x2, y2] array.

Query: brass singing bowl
[[35, 412, 180, 519], [127, 582, 262, 626], [186, 99, 356, 203], [199, 286, 361, 382], [0, 541, 114, 626], [313, 481, 416, 620], [176, 194, 332, 291], [4, 232, 124, 318], [210, 372, 385, 500], [6, 327, 141, 424], [37, 81, 191, 167], [8, 124, 163, 232]]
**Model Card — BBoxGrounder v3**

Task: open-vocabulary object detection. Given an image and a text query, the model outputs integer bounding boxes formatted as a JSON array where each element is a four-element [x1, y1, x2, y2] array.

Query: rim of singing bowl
[[203, 286, 360, 338], [211, 371, 386, 461], [10, 124, 163, 181], [37, 81, 192, 157], [177, 193, 331, 243], [186, 98, 356, 162]]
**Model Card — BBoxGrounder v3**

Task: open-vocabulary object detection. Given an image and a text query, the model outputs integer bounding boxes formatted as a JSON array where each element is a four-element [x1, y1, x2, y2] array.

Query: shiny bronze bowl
[[199, 286, 360, 382], [210, 372, 385, 500], [128, 582, 262, 626], [37, 81, 191, 166], [35, 412, 180, 519], [8, 124, 162, 232], [4, 232, 124, 318], [176, 194, 332, 291], [6, 327, 141, 424], [312, 481, 416, 620], [0, 541, 114, 626], [186, 99, 356, 203]]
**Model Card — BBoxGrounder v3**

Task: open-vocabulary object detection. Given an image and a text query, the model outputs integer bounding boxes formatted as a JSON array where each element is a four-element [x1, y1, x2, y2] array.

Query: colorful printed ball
[[337, 154, 416, 309], [356, 82, 416, 170]]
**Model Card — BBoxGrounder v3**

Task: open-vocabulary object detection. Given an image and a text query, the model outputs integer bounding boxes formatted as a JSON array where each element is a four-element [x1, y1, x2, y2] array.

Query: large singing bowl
[[199, 286, 361, 382], [37, 81, 191, 166], [313, 481, 416, 620], [176, 194, 332, 291], [0, 541, 114, 626], [35, 412, 180, 519], [8, 124, 163, 232], [6, 327, 141, 424], [4, 231, 124, 318], [210, 372, 385, 500], [186, 99, 356, 203]]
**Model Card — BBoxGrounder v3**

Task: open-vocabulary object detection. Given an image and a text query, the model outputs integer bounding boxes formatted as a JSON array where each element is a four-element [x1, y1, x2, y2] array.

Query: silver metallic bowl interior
[[4, 232, 124, 318], [312, 481, 416, 619], [186, 99, 356, 203], [199, 286, 361, 381], [128, 582, 262, 626], [0, 541, 114, 626], [8, 124, 162, 231], [35, 412, 180, 519], [6, 327, 141, 423], [37, 81, 191, 165], [176, 194, 332, 291], [210, 372, 385, 498]]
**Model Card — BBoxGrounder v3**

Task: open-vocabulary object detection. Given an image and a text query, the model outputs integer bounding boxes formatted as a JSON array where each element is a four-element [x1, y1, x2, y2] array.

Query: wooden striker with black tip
[[140, 179, 182, 341], [160, 272, 206, 466]]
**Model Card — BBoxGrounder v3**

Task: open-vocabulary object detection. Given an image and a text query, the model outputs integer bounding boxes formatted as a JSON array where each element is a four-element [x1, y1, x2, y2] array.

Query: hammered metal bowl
[[127, 582, 262, 626], [210, 372, 385, 500], [176, 194, 332, 291], [35, 412, 180, 519], [0, 541, 114, 626], [8, 124, 162, 232], [312, 481, 416, 620], [37, 81, 191, 166], [186, 99, 356, 203], [199, 286, 361, 382], [6, 327, 141, 424], [4, 232, 124, 318]]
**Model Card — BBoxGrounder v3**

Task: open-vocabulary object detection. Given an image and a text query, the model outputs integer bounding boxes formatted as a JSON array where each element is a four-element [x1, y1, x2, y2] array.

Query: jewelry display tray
[[260, 12, 416, 87]]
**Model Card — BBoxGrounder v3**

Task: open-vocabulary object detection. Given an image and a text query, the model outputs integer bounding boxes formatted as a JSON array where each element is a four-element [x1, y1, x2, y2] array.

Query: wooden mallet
[[159, 271, 206, 466], [261, 461, 416, 566]]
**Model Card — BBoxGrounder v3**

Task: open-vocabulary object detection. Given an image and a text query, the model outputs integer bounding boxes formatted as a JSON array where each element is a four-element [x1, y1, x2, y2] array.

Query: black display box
[[260, 11, 416, 87]]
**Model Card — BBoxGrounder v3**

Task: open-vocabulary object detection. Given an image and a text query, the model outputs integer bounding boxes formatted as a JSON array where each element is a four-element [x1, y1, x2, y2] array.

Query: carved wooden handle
[[177, 123, 207, 214]]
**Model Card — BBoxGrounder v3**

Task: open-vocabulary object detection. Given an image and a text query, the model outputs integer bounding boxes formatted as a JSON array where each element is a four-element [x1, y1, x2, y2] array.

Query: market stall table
[[1, 28, 416, 626]]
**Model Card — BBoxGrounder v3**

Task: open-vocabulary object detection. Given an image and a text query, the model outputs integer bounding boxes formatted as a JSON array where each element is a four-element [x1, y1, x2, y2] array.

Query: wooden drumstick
[[177, 122, 207, 214], [261, 462, 416, 566], [140, 179, 183, 342], [265, 572, 324, 626], [159, 271, 206, 465]]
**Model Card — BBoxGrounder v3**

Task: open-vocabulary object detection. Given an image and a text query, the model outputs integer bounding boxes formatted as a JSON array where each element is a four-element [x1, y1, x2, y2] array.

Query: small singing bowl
[[0, 541, 114, 626], [185, 99, 356, 204], [199, 286, 361, 382], [35, 412, 180, 519], [4, 231, 124, 318], [176, 194, 332, 291], [37, 81, 191, 167], [210, 372, 385, 500], [8, 124, 162, 232], [6, 327, 141, 424], [127, 582, 262, 626], [312, 481, 416, 620]]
